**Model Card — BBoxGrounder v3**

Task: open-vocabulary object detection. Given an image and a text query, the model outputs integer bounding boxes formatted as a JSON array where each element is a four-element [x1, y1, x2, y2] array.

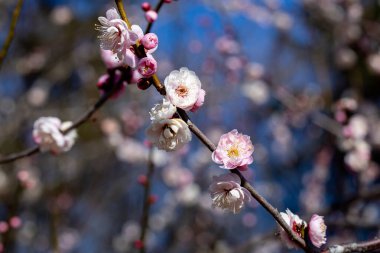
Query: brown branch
[[114, 1, 308, 251], [0, 93, 111, 165], [322, 238, 380, 253], [138, 148, 155, 253], [0, 0, 24, 70], [144, 0, 166, 34], [175, 109, 308, 251], [0, 146, 39, 165]]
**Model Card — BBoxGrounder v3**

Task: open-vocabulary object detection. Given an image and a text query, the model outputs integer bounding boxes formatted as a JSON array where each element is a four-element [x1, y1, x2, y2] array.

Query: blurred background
[[0, 0, 380, 252]]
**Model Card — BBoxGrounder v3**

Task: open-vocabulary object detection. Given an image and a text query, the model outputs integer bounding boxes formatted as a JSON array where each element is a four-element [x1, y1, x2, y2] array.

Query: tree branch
[[323, 238, 380, 253], [0, 0, 24, 70]]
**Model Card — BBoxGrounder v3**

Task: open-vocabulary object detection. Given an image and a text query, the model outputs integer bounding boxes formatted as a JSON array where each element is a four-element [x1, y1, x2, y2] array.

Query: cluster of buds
[[141, 1, 172, 23], [96, 8, 160, 96]]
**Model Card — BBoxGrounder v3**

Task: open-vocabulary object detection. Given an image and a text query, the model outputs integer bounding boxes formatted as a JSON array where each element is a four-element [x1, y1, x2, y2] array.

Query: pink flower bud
[[164, 0, 172, 3], [0, 222, 8, 233], [141, 2, 151, 11], [145, 10, 158, 23], [138, 56, 157, 77], [9, 216, 22, 229], [138, 175, 148, 186], [134, 240, 144, 249], [141, 33, 158, 50], [190, 88, 206, 112]]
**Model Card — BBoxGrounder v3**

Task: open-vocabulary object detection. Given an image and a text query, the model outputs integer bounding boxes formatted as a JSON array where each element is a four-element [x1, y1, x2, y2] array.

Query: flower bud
[[138, 56, 157, 77], [141, 33, 158, 50], [141, 2, 151, 11], [145, 10, 158, 23]]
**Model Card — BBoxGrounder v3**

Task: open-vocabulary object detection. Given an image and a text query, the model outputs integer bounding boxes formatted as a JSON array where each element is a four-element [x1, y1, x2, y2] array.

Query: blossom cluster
[[279, 209, 327, 249], [334, 98, 371, 172], [95, 8, 160, 97], [145, 67, 206, 151]]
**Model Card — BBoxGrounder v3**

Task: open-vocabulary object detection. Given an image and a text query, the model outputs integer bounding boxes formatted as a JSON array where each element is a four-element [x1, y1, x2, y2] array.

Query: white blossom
[[146, 118, 191, 151], [149, 99, 176, 122], [164, 67, 202, 111], [209, 173, 251, 214], [279, 209, 307, 249], [33, 117, 77, 154]]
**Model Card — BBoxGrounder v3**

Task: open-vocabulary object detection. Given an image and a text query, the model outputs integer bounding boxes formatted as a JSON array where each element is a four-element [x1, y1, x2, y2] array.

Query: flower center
[[175, 85, 188, 97], [320, 223, 327, 233], [227, 146, 240, 158], [292, 221, 305, 238]]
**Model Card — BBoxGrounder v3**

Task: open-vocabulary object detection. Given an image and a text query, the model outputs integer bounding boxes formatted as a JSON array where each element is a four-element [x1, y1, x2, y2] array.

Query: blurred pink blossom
[[308, 214, 327, 248], [145, 10, 158, 23]]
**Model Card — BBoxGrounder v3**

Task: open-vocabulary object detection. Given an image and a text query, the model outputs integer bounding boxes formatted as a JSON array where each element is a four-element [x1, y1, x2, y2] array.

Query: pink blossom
[[141, 33, 158, 53], [279, 209, 307, 249], [190, 88, 206, 112], [212, 129, 254, 170], [100, 49, 123, 69], [308, 214, 327, 248], [137, 56, 157, 77], [96, 8, 128, 54], [145, 10, 158, 23], [209, 173, 251, 214]]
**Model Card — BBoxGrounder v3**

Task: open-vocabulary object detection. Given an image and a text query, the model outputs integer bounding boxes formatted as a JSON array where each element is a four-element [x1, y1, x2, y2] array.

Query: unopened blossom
[[96, 69, 126, 98], [308, 214, 327, 248], [33, 117, 77, 154], [145, 10, 158, 23], [279, 209, 307, 249], [209, 173, 251, 214], [138, 56, 157, 77], [146, 118, 191, 151], [96, 8, 128, 54], [190, 88, 206, 112], [141, 33, 158, 53], [149, 99, 176, 122], [212, 129, 254, 170], [164, 67, 202, 111], [141, 2, 151, 11]]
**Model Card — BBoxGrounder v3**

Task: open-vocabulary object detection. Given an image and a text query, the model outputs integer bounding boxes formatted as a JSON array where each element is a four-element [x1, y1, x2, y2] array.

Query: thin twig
[[0, 70, 120, 165], [144, 0, 166, 34], [114, 1, 309, 250], [0, 146, 40, 165], [0, 0, 24, 70], [322, 238, 380, 253], [138, 148, 155, 253]]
